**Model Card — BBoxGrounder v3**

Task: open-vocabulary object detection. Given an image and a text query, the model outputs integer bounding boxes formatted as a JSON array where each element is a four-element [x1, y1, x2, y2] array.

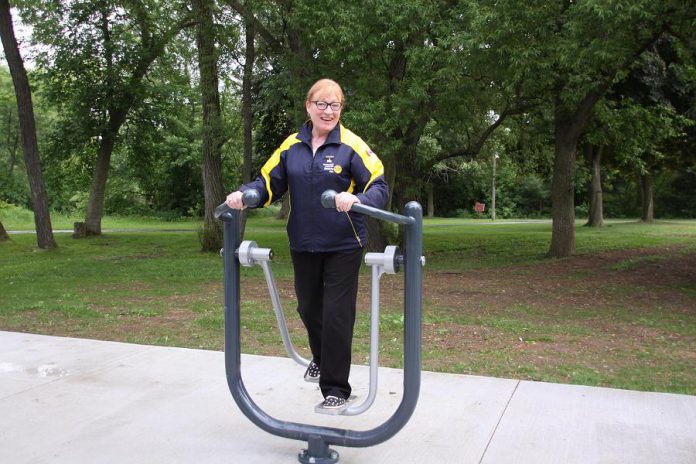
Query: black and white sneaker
[[321, 396, 346, 409], [304, 361, 320, 383]]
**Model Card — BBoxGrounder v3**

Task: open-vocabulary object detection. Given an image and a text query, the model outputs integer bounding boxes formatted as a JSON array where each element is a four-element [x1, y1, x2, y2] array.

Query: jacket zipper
[[309, 144, 316, 252]]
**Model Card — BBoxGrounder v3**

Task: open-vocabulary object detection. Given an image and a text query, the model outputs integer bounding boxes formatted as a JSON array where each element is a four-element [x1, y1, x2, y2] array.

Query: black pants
[[291, 248, 363, 400]]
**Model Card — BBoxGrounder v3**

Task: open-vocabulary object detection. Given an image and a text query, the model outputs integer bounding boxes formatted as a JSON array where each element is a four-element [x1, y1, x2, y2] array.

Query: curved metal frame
[[216, 189, 423, 463]]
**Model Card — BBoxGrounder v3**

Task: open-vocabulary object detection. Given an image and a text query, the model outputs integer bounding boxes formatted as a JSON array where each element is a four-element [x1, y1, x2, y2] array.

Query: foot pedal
[[314, 395, 357, 415]]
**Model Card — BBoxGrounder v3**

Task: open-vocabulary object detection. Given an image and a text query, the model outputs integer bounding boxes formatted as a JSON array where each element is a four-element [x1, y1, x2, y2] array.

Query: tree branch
[[566, 22, 672, 139], [434, 100, 537, 163], [221, 0, 284, 54]]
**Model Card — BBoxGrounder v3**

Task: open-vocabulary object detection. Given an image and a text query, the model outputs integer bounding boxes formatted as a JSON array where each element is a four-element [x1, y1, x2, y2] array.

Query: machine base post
[[298, 435, 339, 464]]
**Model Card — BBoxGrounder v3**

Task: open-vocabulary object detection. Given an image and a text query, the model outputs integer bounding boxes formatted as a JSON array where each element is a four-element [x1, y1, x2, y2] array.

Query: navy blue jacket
[[240, 122, 389, 252]]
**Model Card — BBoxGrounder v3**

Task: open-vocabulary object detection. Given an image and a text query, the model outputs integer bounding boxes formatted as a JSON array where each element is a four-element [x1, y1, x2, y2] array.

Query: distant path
[[7, 228, 196, 235], [427, 219, 551, 226], [426, 219, 639, 227]]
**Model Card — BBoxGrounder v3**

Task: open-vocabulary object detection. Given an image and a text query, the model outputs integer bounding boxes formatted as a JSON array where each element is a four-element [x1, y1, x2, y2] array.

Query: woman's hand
[[335, 192, 360, 212], [225, 191, 245, 210]]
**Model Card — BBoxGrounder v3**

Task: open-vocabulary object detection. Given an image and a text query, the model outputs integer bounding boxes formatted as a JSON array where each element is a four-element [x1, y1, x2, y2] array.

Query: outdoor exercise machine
[[215, 189, 424, 463]]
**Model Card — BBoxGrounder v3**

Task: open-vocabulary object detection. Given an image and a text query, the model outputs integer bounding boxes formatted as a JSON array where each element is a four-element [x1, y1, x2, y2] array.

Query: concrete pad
[[0, 331, 150, 397], [1, 331, 695, 463], [481, 381, 696, 464]]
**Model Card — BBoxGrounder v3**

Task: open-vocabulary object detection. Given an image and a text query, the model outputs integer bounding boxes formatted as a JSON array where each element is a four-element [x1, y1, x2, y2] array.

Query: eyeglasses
[[313, 101, 343, 111]]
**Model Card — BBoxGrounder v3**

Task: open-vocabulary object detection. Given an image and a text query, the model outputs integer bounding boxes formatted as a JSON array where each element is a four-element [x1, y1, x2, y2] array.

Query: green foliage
[[432, 159, 487, 217], [0, 67, 50, 207], [0, 167, 30, 206], [0, 199, 33, 224], [115, 50, 206, 216], [511, 174, 551, 217], [2, 0, 693, 223]]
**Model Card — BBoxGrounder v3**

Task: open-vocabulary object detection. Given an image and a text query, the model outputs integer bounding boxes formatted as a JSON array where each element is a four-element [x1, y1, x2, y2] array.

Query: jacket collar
[[298, 121, 342, 146]]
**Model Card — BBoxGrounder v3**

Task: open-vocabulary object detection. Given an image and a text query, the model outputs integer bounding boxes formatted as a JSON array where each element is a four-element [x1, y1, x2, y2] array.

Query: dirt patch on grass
[[410, 245, 696, 391]]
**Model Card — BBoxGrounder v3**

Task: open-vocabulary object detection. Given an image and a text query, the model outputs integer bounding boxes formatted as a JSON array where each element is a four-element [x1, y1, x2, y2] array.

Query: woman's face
[[306, 89, 342, 136]]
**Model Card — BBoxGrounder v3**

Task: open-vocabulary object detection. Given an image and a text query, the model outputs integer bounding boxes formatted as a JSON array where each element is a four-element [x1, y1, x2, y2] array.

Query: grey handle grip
[[214, 189, 261, 219]]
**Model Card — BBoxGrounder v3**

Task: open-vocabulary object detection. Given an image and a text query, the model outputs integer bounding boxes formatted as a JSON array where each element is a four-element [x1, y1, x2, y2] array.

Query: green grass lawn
[[423, 217, 696, 270], [1, 210, 695, 394]]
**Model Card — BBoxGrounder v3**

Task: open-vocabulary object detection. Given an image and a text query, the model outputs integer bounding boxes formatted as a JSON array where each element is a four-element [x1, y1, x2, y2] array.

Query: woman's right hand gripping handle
[[226, 191, 245, 210], [214, 189, 260, 218]]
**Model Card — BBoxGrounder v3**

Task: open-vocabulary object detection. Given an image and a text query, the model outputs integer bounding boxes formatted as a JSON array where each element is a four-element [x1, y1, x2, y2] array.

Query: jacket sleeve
[[239, 134, 298, 207], [350, 147, 389, 209]]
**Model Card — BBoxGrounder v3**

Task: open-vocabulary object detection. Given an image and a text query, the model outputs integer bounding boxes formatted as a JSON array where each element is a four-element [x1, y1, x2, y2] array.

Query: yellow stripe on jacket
[[260, 134, 301, 206], [340, 125, 384, 192]]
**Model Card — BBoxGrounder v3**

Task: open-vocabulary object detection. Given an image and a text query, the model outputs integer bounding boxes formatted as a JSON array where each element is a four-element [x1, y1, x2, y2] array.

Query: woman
[[226, 78, 388, 409]]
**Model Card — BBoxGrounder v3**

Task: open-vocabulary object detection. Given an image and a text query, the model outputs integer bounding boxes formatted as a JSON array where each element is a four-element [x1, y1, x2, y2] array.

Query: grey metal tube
[[219, 193, 422, 448], [342, 263, 383, 416], [259, 260, 309, 367]]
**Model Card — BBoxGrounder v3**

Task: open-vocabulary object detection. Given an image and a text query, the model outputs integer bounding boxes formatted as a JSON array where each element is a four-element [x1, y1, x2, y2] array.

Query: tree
[[19, 0, 194, 235], [240, 4, 254, 186], [0, 67, 30, 207], [238, 1, 255, 235], [613, 39, 695, 222], [548, 3, 682, 255], [584, 143, 605, 227], [193, 0, 225, 251], [223, 0, 313, 226], [0, 71, 18, 177], [0, 0, 55, 249], [116, 44, 204, 217]]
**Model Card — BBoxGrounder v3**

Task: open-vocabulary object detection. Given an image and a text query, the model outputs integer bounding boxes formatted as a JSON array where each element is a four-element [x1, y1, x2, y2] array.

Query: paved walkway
[[1, 331, 695, 463]]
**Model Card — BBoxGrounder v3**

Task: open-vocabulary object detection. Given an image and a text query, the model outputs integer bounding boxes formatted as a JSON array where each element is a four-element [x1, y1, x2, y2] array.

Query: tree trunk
[[82, 5, 114, 236], [275, 193, 290, 219], [84, 132, 116, 235], [239, 7, 255, 238], [426, 182, 434, 218], [549, 115, 579, 257], [585, 144, 604, 227], [0, 0, 56, 249], [491, 153, 497, 221], [384, 160, 396, 212], [365, 217, 386, 252], [242, 13, 254, 186], [391, 139, 422, 212], [640, 172, 654, 223], [0, 220, 8, 241], [195, 0, 225, 251]]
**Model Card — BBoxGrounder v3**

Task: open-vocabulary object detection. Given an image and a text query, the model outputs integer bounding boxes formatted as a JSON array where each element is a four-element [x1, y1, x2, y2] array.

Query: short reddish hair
[[306, 79, 344, 104]]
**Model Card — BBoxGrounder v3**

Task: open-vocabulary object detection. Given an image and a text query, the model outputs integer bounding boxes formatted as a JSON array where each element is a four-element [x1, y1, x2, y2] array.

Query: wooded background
[[0, 0, 694, 256]]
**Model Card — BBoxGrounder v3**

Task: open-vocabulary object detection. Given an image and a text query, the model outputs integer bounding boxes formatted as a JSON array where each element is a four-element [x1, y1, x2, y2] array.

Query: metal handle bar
[[214, 189, 261, 219], [320, 190, 414, 225]]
